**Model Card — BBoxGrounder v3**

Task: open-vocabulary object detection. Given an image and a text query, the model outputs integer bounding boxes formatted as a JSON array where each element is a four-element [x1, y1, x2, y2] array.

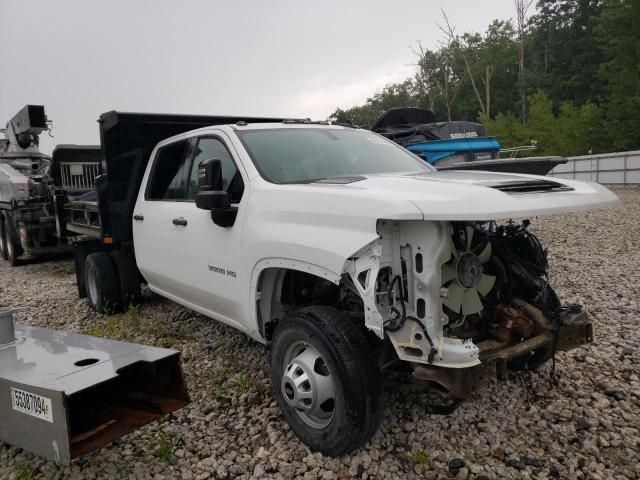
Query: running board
[[0, 307, 190, 464]]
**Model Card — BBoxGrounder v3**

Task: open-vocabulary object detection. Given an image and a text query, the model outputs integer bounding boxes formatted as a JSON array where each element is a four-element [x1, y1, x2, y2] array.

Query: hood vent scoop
[[479, 179, 574, 194]]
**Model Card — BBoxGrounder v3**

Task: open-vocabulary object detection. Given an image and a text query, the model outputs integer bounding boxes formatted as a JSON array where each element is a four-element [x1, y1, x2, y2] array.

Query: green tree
[[330, 0, 639, 154], [595, 0, 640, 151], [555, 101, 605, 155], [456, 20, 518, 120], [481, 112, 528, 149], [483, 93, 605, 156], [528, 0, 606, 106]]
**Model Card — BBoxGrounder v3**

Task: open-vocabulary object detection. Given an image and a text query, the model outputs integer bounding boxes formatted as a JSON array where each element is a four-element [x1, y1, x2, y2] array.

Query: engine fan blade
[[462, 288, 484, 316], [447, 236, 459, 261], [443, 282, 464, 313], [465, 225, 474, 252], [441, 263, 457, 284], [477, 242, 492, 264], [476, 273, 496, 296]]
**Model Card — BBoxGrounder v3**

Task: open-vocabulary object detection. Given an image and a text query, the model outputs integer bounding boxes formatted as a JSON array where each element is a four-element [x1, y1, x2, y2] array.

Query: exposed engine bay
[[340, 218, 592, 398], [440, 220, 560, 343]]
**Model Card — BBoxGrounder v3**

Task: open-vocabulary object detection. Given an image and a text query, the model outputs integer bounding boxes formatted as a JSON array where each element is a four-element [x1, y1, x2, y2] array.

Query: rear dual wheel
[[85, 253, 122, 314], [84, 251, 141, 314], [0, 218, 6, 261], [2, 218, 21, 266], [111, 250, 142, 309], [270, 306, 383, 456]]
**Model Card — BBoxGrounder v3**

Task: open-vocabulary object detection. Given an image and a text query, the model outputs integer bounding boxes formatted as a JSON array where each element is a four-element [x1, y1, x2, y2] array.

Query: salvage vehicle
[[53, 111, 618, 456], [0, 105, 66, 265]]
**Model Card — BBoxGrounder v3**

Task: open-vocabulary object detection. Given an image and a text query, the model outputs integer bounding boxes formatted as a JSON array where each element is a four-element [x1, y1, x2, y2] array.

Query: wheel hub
[[281, 342, 336, 429]]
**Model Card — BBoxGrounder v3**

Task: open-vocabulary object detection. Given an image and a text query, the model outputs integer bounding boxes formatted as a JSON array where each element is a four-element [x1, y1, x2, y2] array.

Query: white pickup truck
[[55, 112, 618, 456]]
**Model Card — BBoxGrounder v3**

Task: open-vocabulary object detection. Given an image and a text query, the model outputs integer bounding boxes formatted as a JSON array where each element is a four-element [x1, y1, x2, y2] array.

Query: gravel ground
[[1, 188, 638, 480]]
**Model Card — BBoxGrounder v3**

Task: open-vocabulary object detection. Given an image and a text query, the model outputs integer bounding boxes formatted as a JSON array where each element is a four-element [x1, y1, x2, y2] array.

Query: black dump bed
[[90, 111, 284, 243]]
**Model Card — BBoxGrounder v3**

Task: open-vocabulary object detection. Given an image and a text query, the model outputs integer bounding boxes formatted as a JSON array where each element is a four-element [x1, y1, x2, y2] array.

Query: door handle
[[133, 214, 144, 221], [172, 217, 188, 226]]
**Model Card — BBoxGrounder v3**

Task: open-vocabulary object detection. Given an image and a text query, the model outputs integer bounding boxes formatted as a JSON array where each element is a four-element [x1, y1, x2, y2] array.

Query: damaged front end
[[343, 218, 593, 401]]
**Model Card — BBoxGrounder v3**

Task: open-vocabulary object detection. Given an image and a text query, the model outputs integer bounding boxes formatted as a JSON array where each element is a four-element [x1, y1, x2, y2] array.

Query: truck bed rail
[[59, 162, 99, 190]]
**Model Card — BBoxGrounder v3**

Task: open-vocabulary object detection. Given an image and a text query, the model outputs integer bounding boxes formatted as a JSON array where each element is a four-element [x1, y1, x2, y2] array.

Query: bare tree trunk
[[443, 72, 451, 121], [518, 39, 526, 123], [427, 91, 435, 112], [463, 56, 487, 117], [515, 0, 533, 124], [484, 65, 493, 118], [439, 9, 486, 117], [544, 26, 550, 73], [415, 14, 463, 120], [413, 42, 437, 113]]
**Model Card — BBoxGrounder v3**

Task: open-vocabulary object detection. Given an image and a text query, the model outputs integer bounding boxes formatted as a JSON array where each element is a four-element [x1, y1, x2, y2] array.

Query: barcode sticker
[[11, 387, 53, 423]]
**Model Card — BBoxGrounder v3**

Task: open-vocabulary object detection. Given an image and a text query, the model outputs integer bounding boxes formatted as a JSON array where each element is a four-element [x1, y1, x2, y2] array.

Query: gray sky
[[1, 0, 518, 154]]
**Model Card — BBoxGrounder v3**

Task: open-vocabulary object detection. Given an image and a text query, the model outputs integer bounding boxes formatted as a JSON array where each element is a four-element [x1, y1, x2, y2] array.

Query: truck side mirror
[[195, 159, 238, 228]]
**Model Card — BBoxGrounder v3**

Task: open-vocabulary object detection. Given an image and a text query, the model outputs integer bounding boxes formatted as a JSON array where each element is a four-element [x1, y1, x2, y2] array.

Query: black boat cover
[[372, 107, 485, 146]]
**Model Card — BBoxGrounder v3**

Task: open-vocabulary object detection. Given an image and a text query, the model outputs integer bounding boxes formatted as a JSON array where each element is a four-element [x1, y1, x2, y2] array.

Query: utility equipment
[[0, 105, 67, 265]]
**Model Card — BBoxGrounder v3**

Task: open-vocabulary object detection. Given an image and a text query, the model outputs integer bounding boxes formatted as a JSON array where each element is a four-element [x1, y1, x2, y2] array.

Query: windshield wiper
[[279, 175, 367, 185], [313, 175, 367, 184]]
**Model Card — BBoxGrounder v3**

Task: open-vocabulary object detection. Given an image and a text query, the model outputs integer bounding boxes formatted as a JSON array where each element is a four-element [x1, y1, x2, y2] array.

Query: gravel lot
[[1, 188, 638, 480]]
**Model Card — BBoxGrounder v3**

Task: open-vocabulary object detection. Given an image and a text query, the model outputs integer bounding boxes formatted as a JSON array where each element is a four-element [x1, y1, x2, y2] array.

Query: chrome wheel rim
[[281, 340, 336, 429]]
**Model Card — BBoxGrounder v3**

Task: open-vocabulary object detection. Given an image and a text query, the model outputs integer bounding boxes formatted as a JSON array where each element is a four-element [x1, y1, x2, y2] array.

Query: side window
[[187, 137, 244, 202], [147, 140, 190, 200]]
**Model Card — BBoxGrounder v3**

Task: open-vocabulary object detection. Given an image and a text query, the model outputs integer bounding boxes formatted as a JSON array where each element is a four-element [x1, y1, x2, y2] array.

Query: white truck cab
[[69, 116, 618, 456]]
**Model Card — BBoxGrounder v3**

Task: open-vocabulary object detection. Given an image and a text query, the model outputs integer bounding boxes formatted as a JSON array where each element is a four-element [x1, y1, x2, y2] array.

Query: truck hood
[[320, 170, 619, 221], [245, 170, 618, 281]]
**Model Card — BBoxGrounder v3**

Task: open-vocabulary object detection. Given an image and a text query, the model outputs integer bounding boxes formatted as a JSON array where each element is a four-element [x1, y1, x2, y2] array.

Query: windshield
[[236, 127, 433, 183]]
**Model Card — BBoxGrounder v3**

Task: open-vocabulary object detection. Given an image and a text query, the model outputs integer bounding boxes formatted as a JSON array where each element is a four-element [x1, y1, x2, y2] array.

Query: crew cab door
[[133, 132, 248, 331]]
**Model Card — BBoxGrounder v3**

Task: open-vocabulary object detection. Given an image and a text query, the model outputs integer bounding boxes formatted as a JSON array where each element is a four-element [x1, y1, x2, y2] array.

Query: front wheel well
[[255, 267, 365, 341]]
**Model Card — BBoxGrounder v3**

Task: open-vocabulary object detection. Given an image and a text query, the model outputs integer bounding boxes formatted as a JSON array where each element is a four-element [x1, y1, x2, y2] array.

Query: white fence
[[549, 150, 640, 185]]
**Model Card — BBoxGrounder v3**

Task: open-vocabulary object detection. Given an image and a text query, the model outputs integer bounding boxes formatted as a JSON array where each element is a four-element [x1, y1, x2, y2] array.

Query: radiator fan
[[441, 226, 495, 316]]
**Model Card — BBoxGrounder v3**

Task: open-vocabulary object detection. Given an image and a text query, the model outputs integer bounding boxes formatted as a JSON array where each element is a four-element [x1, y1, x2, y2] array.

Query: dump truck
[[47, 110, 618, 456], [0, 105, 68, 265]]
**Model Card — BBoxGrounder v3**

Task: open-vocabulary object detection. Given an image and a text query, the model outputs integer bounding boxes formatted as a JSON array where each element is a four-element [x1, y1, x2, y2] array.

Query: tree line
[[330, 0, 640, 156]]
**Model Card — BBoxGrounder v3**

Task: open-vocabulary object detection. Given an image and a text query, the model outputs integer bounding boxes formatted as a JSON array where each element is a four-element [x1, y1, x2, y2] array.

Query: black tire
[[270, 306, 383, 456], [84, 252, 123, 314], [111, 250, 142, 309], [73, 246, 87, 298], [3, 218, 21, 267], [0, 216, 7, 261]]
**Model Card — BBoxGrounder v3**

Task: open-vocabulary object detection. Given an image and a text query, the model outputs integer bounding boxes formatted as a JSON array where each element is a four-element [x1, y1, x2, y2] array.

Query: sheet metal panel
[[550, 150, 640, 185], [0, 323, 189, 464]]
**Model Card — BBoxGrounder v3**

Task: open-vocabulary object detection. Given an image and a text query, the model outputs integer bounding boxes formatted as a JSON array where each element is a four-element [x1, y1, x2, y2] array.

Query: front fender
[[249, 257, 341, 341], [243, 178, 423, 278]]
